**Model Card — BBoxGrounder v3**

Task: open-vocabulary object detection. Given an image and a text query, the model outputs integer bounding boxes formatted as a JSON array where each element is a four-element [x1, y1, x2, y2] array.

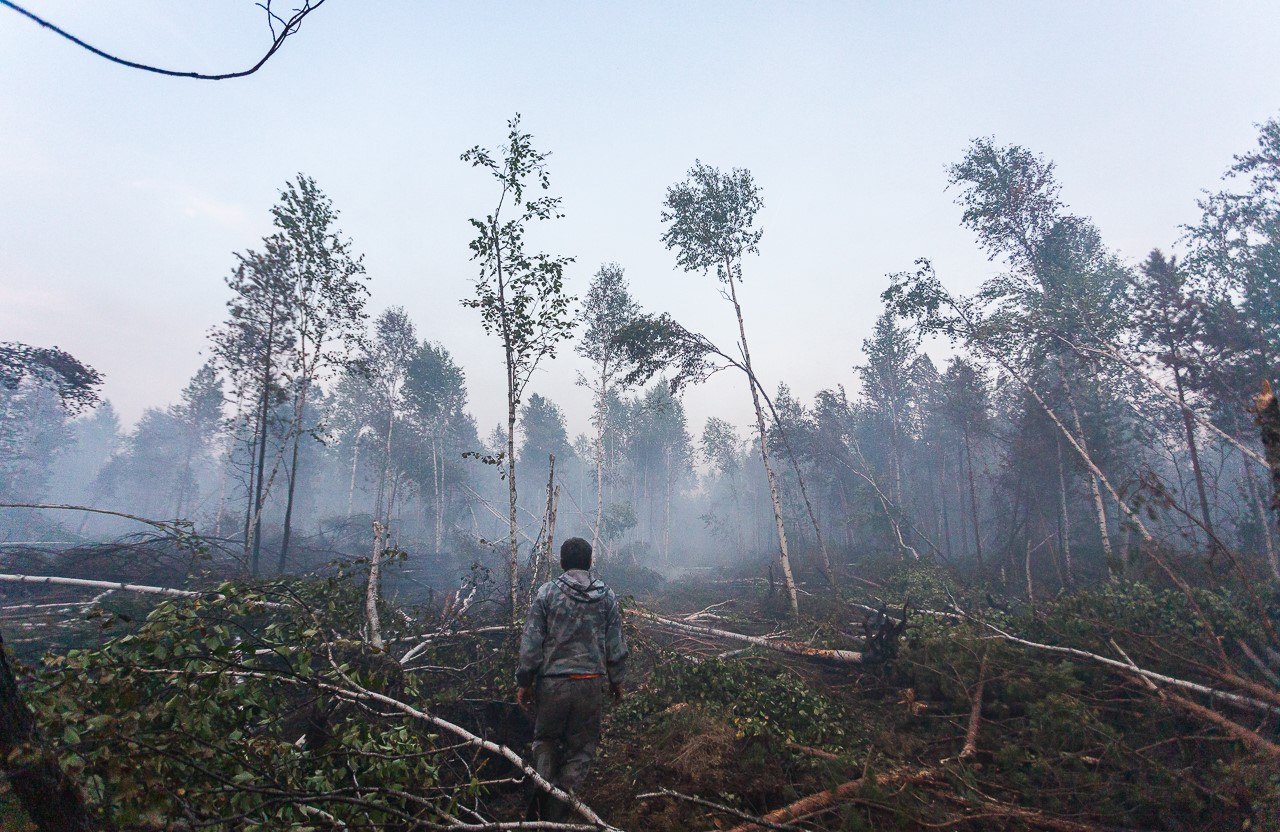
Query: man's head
[[560, 537, 592, 571]]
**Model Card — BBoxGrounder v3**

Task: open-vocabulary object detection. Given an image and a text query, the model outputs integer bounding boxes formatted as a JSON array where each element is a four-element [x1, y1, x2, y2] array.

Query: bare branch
[[0, 0, 328, 80]]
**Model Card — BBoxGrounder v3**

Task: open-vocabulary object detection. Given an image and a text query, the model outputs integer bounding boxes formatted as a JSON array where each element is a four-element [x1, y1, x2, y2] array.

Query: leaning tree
[[659, 162, 800, 617]]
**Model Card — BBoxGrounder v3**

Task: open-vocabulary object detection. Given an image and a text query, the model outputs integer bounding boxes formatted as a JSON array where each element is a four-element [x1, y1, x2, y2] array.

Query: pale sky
[[2, 1, 1278, 441]]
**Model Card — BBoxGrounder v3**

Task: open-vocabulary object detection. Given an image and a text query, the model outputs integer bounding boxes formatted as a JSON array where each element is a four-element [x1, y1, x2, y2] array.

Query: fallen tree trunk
[[959, 649, 988, 760], [721, 767, 934, 832], [631, 609, 864, 663], [850, 602, 1280, 716], [1162, 690, 1280, 762], [975, 619, 1280, 716], [0, 573, 199, 598], [0, 574, 286, 609]]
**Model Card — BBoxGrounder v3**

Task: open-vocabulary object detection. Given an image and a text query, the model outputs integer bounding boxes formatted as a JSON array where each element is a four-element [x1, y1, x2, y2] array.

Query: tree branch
[[0, 0, 327, 80]]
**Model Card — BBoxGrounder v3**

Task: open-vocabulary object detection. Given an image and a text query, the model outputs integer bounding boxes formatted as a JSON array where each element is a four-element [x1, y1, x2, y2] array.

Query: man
[[516, 537, 627, 820]]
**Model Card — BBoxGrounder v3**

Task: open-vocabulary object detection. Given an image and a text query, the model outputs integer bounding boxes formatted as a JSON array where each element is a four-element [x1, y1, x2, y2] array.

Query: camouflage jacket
[[516, 569, 627, 687]]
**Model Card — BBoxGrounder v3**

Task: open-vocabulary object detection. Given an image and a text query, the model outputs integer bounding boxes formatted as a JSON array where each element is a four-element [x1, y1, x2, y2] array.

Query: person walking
[[516, 536, 627, 821]]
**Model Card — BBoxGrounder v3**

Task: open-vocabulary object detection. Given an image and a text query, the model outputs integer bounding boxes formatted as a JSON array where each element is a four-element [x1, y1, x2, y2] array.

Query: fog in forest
[[3, 4, 1280, 831]]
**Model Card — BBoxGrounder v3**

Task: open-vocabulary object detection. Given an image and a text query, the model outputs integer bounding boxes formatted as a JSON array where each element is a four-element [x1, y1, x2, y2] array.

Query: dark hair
[[560, 537, 592, 571]]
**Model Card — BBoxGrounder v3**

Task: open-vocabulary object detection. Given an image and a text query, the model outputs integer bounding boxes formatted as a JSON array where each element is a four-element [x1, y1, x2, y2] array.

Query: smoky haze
[[3, 2, 1278, 439], [7, 7, 1280, 830]]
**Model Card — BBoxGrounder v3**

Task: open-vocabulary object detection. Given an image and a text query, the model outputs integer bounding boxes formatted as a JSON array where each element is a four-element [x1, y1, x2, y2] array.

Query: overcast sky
[[2, 1, 1278, 442]]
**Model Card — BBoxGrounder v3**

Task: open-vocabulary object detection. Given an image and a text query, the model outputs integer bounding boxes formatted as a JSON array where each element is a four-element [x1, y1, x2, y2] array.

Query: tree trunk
[[0, 630, 100, 832], [1056, 435, 1074, 586], [279, 329, 312, 571], [1024, 536, 1035, 608], [1118, 513, 1133, 576], [1252, 380, 1280, 579], [953, 298, 1152, 545], [960, 649, 988, 760], [242, 426, 258, 558], [278, 432, 301, 573], [540, 455, 558, 589], [940, 454, 953, 560], [346, 430, 362, 518], [249, 313, 276, 577], [1243, 451, 1279, 580], [374, 403, 395, 527], [433, 435, 444, 554], [365, 522, 385, 650], [214, 391, 246, 538], [726, 272, 798, 618], [963, 425, 983, 571], [752, 382, 835, 586], [279, 394, 309, 571], [1061, 374, 1115, 574], [1173, 366, 1215, 546], [506, 373, 520, 626], [664, 447, 672, 567]]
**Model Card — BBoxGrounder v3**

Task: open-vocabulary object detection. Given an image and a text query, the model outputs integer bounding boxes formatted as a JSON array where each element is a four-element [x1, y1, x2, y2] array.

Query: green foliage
[[461, 114, 577, 406], [618, 653, 856, 748], [661, 161, 764, 282], [26, 578, 471, 828], [0, 341, 102, 414], [1038, 579, 1275, 649]]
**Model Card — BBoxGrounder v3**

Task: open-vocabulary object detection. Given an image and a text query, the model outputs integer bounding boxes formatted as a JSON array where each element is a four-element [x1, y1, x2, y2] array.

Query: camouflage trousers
[[530, 676, 603, 821]]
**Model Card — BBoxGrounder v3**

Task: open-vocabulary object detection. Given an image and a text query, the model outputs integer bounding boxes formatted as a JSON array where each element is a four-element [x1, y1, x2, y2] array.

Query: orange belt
[[567, 673, 602, 679]]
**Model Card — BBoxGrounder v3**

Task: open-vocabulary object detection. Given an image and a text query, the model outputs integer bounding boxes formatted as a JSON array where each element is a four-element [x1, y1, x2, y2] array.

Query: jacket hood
[[556, 569, 608, 603]]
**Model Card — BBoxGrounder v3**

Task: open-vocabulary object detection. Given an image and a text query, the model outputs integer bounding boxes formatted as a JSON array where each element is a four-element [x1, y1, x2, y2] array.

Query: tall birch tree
[[461, 115, 576, 624], [272, 174, 369, 571]]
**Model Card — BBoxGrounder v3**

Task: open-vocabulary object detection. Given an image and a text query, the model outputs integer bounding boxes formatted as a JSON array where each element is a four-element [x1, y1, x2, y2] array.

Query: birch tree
[[361, 307, 419, 529], [211, 242, 295, 575], [943, 139, 1136, 574], [461, 115, 576, 623], [272, 174, 369, 571], [576, 263, 641, 561], [660, 161, 800, 617], [403, 341, 468, 554]]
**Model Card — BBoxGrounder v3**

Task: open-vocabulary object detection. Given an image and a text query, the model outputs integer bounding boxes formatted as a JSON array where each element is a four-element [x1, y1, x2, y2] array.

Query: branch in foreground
[[309, 676, 622, 831], [0, 0, 328, 80]]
